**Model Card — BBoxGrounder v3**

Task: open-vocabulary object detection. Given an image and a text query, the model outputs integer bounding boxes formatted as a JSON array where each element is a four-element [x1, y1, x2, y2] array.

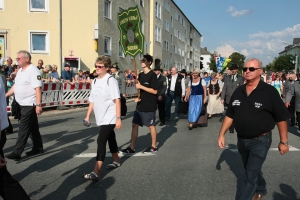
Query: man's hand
[[135, 82, 142, 89], [36, 106, 43, 115], [134, 98, 141, 103], [285, 102, 290, 108], [115, 118, 122, 129], [122, 94, 126, 98], [158, 96, 162, 101], [221, 100, 224, 104], [218, 135, 226, 149], [278, 143, 289, 155], [0, 156, 7, 168]]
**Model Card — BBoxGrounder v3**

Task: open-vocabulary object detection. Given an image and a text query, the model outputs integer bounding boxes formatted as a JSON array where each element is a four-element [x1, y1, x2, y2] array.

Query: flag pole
[[133, 57, 140, 99]]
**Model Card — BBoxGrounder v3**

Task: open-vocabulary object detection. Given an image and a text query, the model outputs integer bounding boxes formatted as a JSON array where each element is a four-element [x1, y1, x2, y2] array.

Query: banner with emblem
[[216, 57, 231, 72], [118, 6, 145, 57]]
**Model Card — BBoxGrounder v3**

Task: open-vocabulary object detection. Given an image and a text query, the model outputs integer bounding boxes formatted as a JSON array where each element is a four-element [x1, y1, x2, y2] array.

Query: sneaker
[[143, 146, 158, 154], [174, 116, 179, 120], [121, 147, 136, 154], [5, 152, 21, 160]]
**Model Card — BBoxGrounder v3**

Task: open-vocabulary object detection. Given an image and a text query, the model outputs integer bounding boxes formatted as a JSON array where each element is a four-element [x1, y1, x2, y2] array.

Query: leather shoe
[[158, 122, 165, 126], [26, 148, 44, 156], [6, 152, 21, 160], [252, 193, 265, 200]]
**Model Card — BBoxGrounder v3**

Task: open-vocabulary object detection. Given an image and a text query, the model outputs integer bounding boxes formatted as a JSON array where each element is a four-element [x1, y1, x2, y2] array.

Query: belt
[[238, 132, 270, 139]]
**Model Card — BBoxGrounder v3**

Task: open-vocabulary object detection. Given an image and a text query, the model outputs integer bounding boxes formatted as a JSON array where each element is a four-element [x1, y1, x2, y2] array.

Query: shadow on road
[[273, 183, 300, 200], [216, 144, 244, 200]]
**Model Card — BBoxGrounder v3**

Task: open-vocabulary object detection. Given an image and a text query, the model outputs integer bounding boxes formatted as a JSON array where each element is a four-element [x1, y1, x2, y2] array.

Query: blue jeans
[[237, 132, 272, 200], [165, 91, 180, 119]]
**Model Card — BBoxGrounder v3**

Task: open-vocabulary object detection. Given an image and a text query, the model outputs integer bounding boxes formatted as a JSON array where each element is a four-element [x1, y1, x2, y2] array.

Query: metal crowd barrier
[[6, 81, 137, 113]]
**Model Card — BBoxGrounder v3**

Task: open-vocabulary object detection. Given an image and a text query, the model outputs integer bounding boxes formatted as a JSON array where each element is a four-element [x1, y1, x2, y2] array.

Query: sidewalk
[[9, 98, 135, 119]]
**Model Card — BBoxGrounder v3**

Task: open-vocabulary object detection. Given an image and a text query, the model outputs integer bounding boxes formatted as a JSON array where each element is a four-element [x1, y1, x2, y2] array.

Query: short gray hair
[[44, 64, 52, 71], [244, 58, 262, 68], [17, 50, 31, 61]]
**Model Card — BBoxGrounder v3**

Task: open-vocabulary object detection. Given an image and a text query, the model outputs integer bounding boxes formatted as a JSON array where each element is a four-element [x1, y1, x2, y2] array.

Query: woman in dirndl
[[207, 72, 224, 118], [184, 68, 207, 130]]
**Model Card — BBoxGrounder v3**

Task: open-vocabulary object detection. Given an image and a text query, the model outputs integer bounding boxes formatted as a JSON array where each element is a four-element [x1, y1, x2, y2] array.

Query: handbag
[[200, 103, 206, 116], [178, 100, 188, 114]]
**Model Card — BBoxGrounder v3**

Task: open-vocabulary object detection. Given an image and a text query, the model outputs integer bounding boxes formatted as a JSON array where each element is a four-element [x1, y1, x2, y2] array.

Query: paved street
[[2, 102, 300, 200]]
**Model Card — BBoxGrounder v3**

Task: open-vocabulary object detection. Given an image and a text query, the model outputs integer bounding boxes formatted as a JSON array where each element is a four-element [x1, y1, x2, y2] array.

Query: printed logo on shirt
[[232, 100, 241, 106], [37, 75, 41, 80], [254, 102, 262, 108], [144, 82, 149, 85]]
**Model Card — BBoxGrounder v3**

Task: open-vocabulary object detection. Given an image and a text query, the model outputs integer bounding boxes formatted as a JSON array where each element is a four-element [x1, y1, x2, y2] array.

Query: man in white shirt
[[5, 50, 43, 160], [165, 67, 185, 120]]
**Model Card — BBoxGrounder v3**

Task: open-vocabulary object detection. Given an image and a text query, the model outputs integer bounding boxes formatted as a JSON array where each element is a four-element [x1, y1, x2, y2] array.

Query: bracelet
[[280, 141, 288, 145]]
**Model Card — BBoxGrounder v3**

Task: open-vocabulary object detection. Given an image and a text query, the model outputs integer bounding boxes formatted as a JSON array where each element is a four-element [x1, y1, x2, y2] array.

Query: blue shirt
[[61, 70, 72, 81], [50, 71, 59, 79], [204, 76, 211, 87]]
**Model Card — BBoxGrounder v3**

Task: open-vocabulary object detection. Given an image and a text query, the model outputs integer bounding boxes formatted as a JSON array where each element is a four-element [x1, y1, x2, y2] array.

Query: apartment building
[[0, 0, 201, 74]]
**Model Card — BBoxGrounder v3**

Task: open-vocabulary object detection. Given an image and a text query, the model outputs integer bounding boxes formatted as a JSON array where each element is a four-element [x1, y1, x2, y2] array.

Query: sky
[[174, 0, 300, 66]]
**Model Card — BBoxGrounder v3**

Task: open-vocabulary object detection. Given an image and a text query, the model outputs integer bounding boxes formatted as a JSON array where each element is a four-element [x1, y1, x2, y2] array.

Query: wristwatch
[[280, 141, 288, 146], [36, 103, 42, 107]]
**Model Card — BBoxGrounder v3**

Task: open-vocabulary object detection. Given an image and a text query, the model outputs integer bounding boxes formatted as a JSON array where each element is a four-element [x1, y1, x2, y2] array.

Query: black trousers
[[96, 124, 118, 161], [288, 97, 296, 124], [13, 106, 43, 156], [157, 99, 166, 123], [296, 112, 300, 128], [0, 131, 30, 200]]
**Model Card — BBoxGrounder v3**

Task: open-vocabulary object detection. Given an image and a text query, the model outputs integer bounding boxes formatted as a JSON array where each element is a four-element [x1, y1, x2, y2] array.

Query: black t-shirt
[[226, 80, 290, 138], [136, 70, 159, 112]]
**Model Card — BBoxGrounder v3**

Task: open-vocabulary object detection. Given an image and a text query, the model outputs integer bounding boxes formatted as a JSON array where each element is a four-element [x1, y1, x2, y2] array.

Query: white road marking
[[227, 145, 300, 153], [73, 152, 156, 158]]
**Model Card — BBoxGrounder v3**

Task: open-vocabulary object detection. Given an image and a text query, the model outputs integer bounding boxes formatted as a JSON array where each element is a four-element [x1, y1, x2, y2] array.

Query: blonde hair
[[95, 55, 111, 68], [192, 68, 200, 74], [44, 64, 52, 71]]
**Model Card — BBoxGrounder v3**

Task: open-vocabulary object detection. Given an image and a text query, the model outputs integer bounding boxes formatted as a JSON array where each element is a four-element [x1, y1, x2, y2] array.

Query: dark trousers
[[13, 106, 43, 156], [0, 131, 30, 200], [288, 97, 296, 124], [237, 133, 272, 200], [96, 124, 118, 161], [296, 112, 300, 128], [157, 99, 166, 123], [165, 91, 180, 118]]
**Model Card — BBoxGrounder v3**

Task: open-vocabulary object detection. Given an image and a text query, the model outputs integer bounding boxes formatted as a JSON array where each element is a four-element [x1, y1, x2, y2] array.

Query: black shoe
[[158, 122, 165, 126], [229, 130, 234, 133], [6, 152, 21, 160], [25, 148, 44, 156]]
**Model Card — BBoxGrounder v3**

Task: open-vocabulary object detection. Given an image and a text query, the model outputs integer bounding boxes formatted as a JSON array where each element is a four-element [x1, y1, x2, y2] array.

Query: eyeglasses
[[95, 65, 105, 69], [242, 67, 262, 72]]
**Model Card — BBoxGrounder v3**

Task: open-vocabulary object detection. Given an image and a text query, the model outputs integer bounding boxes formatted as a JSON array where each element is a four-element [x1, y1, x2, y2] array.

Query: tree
[[273, 55, 295, 72], [208, 54, 217, 72], [228, 52, 246, 71]]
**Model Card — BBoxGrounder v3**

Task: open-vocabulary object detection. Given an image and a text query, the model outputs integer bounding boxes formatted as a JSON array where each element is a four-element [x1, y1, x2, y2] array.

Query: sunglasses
[[242, 67, 261, 72], [95, 65, 105, 69]]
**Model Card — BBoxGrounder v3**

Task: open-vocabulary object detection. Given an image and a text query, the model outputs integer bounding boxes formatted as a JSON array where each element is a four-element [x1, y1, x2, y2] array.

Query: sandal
[[106, 161, 121, 170], [83, 172, 99, 181]]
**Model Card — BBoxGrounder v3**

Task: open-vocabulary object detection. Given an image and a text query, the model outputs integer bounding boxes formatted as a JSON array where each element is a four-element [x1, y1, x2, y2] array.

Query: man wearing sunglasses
[[220, 63, 244, 133], [218, 58, 290, 200]]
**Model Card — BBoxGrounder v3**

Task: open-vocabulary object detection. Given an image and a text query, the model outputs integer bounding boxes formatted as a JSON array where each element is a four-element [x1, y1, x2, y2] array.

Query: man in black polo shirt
[[218, 58, 290, 200]]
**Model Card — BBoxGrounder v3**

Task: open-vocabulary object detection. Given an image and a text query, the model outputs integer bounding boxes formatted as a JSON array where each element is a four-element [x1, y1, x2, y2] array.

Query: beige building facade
[[0, 0, 201, 74]]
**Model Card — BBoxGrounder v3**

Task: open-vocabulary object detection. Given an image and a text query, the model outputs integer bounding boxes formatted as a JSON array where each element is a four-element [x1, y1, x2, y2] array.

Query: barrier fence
[[7, 82, 137, 114]]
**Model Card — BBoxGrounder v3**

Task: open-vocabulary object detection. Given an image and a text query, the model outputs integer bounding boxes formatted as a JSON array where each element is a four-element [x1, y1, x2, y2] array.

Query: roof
[[200, 47, 211, 55]]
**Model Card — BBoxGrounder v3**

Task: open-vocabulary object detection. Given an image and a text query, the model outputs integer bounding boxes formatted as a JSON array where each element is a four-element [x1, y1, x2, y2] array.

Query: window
[[155, 26, 161, 42], [171, 34, 173, 44], [164, 20, 169, 32], [119, 42, 124, 57], [171, 17, 173, 27], [140, 0, 144, 7], [164, 60, 169, 69], [155, 2, 161, 19], [164, 0, 170, 12], [29, 31, 49, 54], [174, 10, 178, 20], [164, 40, 169, 51], [0, 0, 4, 10], [104, 0, 111, 19], [104, 36, 111, 55], [29, 0, 49, 12]]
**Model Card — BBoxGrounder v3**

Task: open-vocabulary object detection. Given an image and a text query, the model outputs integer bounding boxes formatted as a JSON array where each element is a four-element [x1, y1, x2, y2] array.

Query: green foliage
[[273, 55, 295, 72], [228, 52, 246, 70], [208, 54, 217, 72]]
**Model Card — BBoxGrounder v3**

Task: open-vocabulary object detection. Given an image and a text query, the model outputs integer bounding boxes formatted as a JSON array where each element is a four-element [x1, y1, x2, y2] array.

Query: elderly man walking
[[218, 58, 289, 200], [5, 50, 43, 160]]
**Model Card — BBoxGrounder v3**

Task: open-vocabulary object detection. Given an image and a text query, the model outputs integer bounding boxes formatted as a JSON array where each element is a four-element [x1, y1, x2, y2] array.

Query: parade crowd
[[0, 51, 292, 200]]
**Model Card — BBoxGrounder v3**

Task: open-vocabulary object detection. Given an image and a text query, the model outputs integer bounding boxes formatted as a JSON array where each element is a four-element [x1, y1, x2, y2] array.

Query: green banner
[[118, 6, 144, 57]]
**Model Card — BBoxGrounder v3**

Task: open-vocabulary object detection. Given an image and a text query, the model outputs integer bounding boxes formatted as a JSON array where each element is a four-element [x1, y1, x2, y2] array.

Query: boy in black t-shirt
[[121, 55, 159, 154]]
